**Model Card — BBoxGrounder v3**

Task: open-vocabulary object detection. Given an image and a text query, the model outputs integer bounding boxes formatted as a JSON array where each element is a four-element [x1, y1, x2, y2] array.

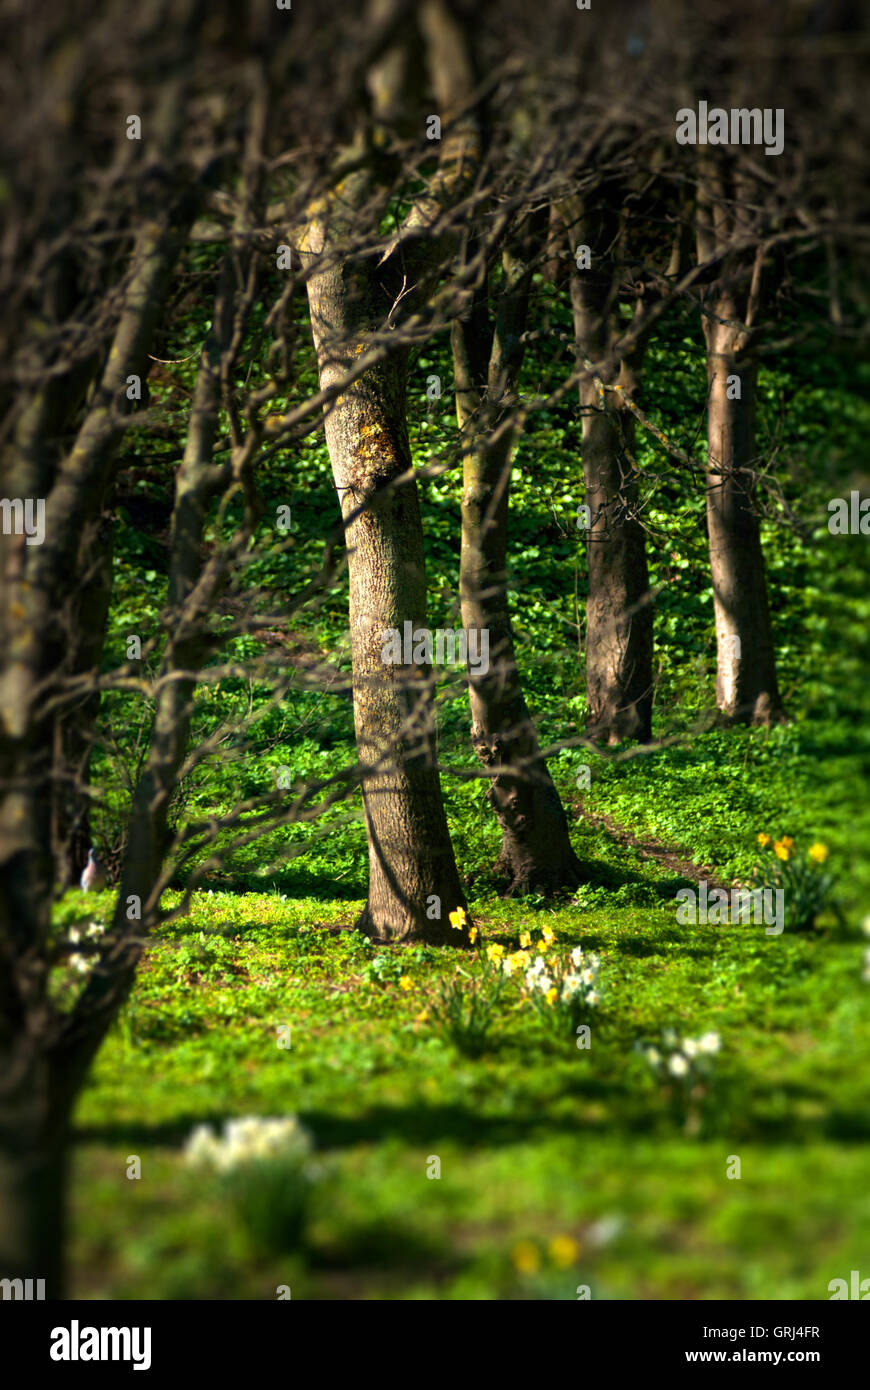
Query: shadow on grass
[[306, 1218, 453, 1273], [476, 859, 696, 909], [171, 866, 368, 900], [73, 1079, 870, 1153]]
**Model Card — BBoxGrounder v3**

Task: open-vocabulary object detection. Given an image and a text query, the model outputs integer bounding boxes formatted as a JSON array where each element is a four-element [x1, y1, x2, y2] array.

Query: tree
[[0, 0, 216, 1290], [453, 221, 583, 892], [299, 0, 485, 941], [564, 178, 657, 745], [0, 0, 364, 1294], [694, 148, 784, 724]]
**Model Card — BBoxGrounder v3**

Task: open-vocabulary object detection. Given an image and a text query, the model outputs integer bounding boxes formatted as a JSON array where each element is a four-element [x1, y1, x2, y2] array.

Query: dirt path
[[577, 807, 732, 894]]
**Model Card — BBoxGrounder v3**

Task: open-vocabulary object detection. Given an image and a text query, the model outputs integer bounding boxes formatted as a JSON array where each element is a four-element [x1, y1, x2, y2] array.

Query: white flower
[[70, 953, 89, 974], [682, 1038, 699, 1058], [662, 1028, 678, 1049], [86, 921, 105, 940], [526, 963, 553, 992], [581, 967, 598, 986], [588, 1214, 624, 1247], [586, 990, 600, 1006], [668, 1054, 690, 1077], [644, 1047, 661, 1067], [184, 1116, 313, 1173], [68, 927, 82, 945], [698, 1031, 721, 1055], [184, 1124, 222, 1167]]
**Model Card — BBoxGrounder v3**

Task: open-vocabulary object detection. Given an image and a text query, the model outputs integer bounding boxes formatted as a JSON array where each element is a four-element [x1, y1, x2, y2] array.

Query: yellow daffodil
[[540, 926, 556, 947], [507, 949, 530, 972], [773, 840, 790, 862], [757, 833, 771, 848], [548, 1234, 580, 1268], [519, 931, 531, 948], [511, 1241, 541, 1275], [486, 943, 505, 962], [468, 925, 478, 945], [808, 842, 829, 863], [399, 976, 413, 991], [414, 1008, 429, 1023], [448, 906, 467, 931], [780, 836, 795, 850], [544, 986, 558, 1006]]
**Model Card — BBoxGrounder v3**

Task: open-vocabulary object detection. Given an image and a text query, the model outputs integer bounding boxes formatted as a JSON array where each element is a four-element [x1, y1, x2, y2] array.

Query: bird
[[80, 847, 107, 892]]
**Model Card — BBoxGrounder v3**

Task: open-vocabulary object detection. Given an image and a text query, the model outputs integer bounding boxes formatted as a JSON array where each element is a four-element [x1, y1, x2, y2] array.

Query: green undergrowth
[[65, 873, 870, 1299], [63, 277, 870, 1299]]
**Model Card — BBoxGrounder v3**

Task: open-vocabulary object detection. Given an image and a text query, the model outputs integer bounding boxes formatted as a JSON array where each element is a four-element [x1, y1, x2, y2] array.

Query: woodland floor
[[61, 740, 870, 1299]]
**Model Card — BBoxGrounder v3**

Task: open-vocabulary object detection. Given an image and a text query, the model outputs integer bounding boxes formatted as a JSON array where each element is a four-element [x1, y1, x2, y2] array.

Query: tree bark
[[306, 251, 468, 942], [696, 150, 783, 725], [296, 0, 478, 941], [704, 328, 782, 723], [0, 1054, 72, 1299], [50, 513, 115, 889], [454, 243, 583, 895], [570, 245, 653, 744]]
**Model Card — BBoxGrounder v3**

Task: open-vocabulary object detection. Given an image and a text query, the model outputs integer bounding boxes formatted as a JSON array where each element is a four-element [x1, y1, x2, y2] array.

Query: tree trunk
[[0, 198, 208, 1300], [306, 254, 468, 943], [571, 279, 653, 744], [460, 432, 583, 894], [695, 152, 783, 725], [705, 329, 782, 723], [50, 512, 114, 890], [577, 358, 653, 743], [0, 1057, 71, 1299], [454, 242, 583, 895]]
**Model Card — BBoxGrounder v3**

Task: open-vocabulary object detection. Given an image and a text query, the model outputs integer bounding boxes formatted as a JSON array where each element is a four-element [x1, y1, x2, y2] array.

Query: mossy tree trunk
[[306, 248, 469, 942], [298, 0, 479, 940], [453, 234, 583, 895]]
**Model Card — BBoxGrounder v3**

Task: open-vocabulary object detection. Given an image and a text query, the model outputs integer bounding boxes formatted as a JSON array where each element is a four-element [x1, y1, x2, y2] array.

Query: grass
[[61, 318, 869, 1299], [63, 795, 870, 1299]]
